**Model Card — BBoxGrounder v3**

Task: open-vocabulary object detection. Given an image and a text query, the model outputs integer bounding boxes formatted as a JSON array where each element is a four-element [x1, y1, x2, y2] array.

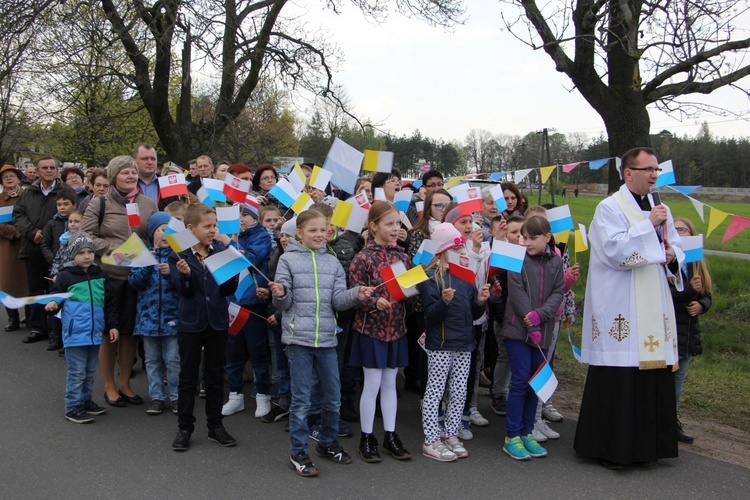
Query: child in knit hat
[[46, 231, 119, 424]]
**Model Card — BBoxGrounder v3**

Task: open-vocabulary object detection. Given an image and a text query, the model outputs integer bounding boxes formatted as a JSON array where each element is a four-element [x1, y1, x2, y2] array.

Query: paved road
[[1, 312, 748, 499]]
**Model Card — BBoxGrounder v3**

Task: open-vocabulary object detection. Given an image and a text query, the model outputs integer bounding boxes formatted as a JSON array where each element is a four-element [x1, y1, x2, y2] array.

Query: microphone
[[650, 186, 662, 208]]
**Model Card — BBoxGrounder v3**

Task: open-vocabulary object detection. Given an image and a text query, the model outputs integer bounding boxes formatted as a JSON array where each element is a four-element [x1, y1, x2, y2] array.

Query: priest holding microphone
[[574, 147, 685, 469]]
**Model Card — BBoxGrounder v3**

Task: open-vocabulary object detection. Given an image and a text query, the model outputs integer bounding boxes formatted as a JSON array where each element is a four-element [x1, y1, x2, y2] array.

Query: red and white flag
[[223, 173, 252, 203], [228, 302, 250, 336], [158, 173, 188, 198], [126, 203, 141, 227], [447, 251, 478, 284], [380, 262, 420, 302]]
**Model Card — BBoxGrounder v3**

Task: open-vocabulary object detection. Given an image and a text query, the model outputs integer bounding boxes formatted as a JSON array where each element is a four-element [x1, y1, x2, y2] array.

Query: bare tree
[[502, 0, 750, 191]]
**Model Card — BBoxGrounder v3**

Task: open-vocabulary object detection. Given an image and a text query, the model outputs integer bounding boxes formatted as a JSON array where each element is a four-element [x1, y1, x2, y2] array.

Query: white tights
[[359, 367, 399, 434]]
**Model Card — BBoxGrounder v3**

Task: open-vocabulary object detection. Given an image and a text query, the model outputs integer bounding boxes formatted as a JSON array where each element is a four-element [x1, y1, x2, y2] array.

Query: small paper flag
[[681, 235, 704, 263], [164, 229, 199, 253], [489, 240, 526, 273], [126, 203, 141, 227], [309, 165, 333, 191], [555, 230, 571, 247], [489, 184, 508, 213], [574, 223, 588, 253], [228, 302, 250, 336], [290, 191, 313, 214], [395, 265, 429, 289], [546, 205, 574, 234], [322, 137, 363, 194], [393, 190, 412, 212], [655, 160, 676, 187], [444, 176, 464, 189], [101, 233, 158, 267], [528, 360, 558, 403], [0, 291, 73, 309], [0, 206, 13, 223], [287, 163, 308, 193], [362, 150, 394, 173], [216, 205, 241, 235]]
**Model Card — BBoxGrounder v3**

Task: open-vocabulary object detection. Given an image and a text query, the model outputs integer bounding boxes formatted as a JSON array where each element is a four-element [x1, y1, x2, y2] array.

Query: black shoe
[[47, 340, 63, 351], [597, 458, 624, 470], [260, 403, 290, 423], [83, 400, 107, 416], [358, 432, 381, 463], [22, 331, 47, 344], [315, 440, 352, 464], [146, 400, 164, 415], [104, 392, 126, 407], [66, 407, 95, 424], [172, 430, 191, 451], [290, 452, 318, 477], [118, 389, 143, 405], [677, 420, 694, 444], [208, 426, 237, 447], [4, 318, 19, 331], [382, 431, 412, 460]]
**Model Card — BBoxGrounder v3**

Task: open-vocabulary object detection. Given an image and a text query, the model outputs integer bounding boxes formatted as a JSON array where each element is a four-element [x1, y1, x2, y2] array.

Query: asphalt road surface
[[1, 310, 748, 499]]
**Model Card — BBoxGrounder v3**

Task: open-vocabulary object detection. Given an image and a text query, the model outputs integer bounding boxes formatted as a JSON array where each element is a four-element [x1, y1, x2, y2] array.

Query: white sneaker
[[221, 392, 244, 416], [422, 440, 457, 462], [444, 436, 469, 458], [255, 394, 272, 418], [534, 419, 560, 440], [458, 426, 473, 441], [469, 408, 489, 427], [531, 424, 549, 443], [542, 402, 563, 422]]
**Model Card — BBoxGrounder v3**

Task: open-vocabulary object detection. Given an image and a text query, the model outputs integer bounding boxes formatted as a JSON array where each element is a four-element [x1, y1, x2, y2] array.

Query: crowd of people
[[0, 145, 710, 477]]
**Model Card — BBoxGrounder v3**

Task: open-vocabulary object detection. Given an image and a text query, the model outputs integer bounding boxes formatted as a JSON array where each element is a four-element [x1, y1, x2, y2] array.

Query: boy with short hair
[[169, 203, 239, 451], [45, 231, 119, 423]]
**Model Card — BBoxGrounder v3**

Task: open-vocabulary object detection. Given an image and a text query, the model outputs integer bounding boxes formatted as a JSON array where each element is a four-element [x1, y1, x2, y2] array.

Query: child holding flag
[[169, 204, 239, 452], [418, 223, 490, 462], [128, 212, 180, 416], [670, 217, 712, 444], [501, 215, 564, 461], [222, 200, 273, 419], [349, 202, 413, 463], [269, 210, 374, 477]]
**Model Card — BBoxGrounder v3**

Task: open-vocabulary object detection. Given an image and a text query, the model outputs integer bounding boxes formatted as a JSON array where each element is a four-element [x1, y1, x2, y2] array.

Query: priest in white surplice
[[574, 147, 685, 469]]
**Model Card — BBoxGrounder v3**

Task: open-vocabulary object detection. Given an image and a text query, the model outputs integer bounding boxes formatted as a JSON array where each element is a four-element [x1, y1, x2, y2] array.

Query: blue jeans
[[143, 336, 180, 402], [505, 339, 547, 438], [270, 330, 290, 406], [674, 355, 691, 411], [225, 304, 270, 394], [65, 345, 99, 413], [286, 345, 340, 455]]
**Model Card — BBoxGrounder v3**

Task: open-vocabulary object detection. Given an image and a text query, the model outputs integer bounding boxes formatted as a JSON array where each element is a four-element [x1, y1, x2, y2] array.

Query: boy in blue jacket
[[129, 212, 181, 416], [222, 201, 273, 418], [169, 204, 239, 452], [46, 232, 119, 424]]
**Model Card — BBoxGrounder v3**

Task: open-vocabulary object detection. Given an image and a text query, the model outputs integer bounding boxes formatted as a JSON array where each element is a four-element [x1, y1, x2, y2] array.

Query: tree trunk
[[602, 103, 652, 193]]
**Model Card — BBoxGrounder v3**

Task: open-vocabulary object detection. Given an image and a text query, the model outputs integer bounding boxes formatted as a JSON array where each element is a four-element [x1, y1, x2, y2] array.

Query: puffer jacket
[[51, 263, 118, 347], [12, 180, 76, 259], [128, 247, 179, 337], [670, 265, 711, 357], [273, 238, 361, 348], [230, 223, 272, 306], [349, 240, 410, 342], [41, 215, 67, 266], [418, 264, 485, 352], [502, 249, 565, 348]]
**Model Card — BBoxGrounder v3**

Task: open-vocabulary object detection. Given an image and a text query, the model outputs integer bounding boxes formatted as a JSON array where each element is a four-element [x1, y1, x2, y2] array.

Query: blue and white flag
[[682, 234, 704, 263], [216, 205, 241, 235], [489, 184, 508, 213], [546, 205, 574, 234], [489, 240, 526, 273], [322, 137, 364, 194], [656, 160, 676, 187], [268, 178, 301, 209], [0, 206, 12, 223], [528, 360, 558, 403], [568, 330, 582, 363], [204, 246, 251, 285], [0, 291, 73, 309], [412, 239, 440, 266], [393, 190, 412, 212]]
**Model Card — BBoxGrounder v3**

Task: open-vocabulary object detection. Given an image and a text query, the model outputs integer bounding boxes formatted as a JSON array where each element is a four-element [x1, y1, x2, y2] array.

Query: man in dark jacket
[[12, 157, 76, 344]]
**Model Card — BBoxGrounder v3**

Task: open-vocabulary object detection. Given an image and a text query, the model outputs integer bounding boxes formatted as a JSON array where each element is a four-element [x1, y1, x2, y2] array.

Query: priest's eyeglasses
[[627, 167, 662, 173]]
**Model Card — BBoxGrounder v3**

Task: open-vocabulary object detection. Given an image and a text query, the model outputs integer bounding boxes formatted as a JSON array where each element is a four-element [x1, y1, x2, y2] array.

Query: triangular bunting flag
[[540, 165, 557, 184], [513, 168, 533, 183], [587, 158, 609, 170], [721, 215, 750, 244], [562, 162, 582, 173], [668, 185, 701, 197], [706, 207, 729, 238], [687, 197, 705, 222]]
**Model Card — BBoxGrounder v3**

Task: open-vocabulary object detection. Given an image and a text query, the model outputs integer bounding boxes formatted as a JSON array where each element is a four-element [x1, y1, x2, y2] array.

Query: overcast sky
[[286, 2, 749, 145]]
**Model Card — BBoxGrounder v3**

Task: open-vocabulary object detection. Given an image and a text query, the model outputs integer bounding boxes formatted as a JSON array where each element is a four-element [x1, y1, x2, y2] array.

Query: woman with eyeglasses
[[252, 164, 285, 210], [62, 167, 90, 208], [669, 218, 712, 445]]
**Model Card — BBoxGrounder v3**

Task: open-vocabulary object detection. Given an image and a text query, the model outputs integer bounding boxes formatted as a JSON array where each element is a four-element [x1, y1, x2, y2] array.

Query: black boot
[[677, 419, 694, 444], [383, 431, 412, 460], [47, 330, 63, 351], [358, 432, 381, 463]]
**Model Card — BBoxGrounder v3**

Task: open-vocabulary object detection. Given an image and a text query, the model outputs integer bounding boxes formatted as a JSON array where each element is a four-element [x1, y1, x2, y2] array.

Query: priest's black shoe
[[172, 430, 191, 451], [677, 420, 694, 444], [4, 318, 19, 331], [208, 426, 236, 447], [22, 331, 47, 343]]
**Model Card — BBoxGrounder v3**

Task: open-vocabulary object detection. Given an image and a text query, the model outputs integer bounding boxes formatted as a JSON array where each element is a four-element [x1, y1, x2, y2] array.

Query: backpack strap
[[97, 196, 106, 228]]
